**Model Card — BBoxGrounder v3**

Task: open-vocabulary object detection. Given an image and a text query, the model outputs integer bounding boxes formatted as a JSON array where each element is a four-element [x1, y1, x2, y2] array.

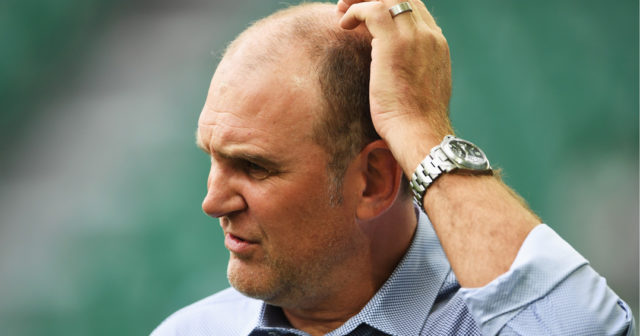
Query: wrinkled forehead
[[204, 48, 320, 116], [197, 47, 324, 151]]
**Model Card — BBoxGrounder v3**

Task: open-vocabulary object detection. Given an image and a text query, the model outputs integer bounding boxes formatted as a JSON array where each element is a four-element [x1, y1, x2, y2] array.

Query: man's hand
[[337, 0, 452, 176], [338, 0, 540, 288]]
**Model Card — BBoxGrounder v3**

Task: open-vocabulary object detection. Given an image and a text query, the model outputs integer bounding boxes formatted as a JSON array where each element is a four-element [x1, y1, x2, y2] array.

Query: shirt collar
[[255, 207, 451, 336]]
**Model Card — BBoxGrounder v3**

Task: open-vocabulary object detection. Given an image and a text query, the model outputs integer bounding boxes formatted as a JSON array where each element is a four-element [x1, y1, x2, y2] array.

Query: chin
[[226, 257, 282, 302]]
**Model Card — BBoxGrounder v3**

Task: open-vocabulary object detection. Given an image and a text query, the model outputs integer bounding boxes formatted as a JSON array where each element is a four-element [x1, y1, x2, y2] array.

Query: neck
[[282, 198, 417, 336]]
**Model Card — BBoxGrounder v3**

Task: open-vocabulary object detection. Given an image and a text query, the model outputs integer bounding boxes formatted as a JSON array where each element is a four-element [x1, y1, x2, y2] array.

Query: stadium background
[[0, 0, 637, 334]]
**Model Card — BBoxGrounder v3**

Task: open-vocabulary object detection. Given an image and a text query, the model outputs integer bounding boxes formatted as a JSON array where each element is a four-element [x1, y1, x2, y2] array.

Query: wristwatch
[[410, 135, 493, 206]]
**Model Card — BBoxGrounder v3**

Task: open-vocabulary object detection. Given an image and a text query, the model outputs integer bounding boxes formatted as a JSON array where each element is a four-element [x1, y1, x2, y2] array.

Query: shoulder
[[151, 287, 263, 336]]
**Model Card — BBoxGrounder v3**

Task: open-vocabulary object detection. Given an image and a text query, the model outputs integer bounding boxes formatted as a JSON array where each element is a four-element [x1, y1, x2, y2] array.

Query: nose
[[202, 162, 246, 218]]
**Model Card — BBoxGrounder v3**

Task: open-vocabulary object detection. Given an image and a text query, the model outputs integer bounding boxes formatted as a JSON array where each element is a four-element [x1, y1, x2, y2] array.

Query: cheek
[[248, 176, 340, 238], [249, 171, 334, 214]]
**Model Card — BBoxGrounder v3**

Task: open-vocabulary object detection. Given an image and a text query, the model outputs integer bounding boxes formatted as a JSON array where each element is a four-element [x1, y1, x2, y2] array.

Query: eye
[[242, 160, 271, 180]]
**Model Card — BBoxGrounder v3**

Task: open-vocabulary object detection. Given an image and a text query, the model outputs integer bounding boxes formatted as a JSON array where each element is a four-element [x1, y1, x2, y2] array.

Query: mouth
[[224, 233, 258, 254]]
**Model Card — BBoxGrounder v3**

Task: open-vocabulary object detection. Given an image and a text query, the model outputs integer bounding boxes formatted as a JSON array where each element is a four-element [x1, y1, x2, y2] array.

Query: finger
[[339, 0, 425, 26], [407, 0, 439, 31], [380, 0, 419, 31], [340, 2, 387, 31], [337, 0, 376, 15], [404, 0, 426, 25], [337, 0, 382, 15], [340, 1, 416, 35], [336, 0, 350, 14], [336, 0, 349, 14], [340, 0, 369, 6]]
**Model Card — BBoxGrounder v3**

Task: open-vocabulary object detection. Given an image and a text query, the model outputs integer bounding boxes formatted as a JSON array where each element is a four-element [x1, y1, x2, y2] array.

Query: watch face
[[443, 138, 490, 170]]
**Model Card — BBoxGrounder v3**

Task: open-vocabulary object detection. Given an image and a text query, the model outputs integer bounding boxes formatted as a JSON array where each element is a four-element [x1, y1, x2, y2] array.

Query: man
[[153, 1, 634, 335]]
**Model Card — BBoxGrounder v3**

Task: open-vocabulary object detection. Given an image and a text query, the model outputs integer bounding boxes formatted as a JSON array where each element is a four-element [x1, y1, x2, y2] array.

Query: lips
[[224, 233, 258, 254]]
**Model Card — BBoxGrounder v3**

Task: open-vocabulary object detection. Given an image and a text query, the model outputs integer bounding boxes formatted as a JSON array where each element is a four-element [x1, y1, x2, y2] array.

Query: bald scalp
[[224, 4, 338, 69], [222, 3, 410, 201]]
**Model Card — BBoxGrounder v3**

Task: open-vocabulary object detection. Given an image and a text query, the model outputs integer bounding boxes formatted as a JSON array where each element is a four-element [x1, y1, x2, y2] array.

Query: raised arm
[[338, 0, 540, 287]]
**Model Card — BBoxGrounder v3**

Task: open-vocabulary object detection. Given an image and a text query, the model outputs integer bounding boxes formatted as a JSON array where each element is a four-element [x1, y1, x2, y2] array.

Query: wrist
[[379, 117, 444, 177], [409, 135, 493, 206]]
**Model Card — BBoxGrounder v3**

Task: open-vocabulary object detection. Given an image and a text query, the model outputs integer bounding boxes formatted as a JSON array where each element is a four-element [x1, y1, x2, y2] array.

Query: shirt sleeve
[[457, 224, 635, 336]]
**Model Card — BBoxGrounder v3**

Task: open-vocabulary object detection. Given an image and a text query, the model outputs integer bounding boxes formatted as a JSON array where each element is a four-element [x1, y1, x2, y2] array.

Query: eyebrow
[[195, 132, 209, 154], [233, 152, 280, 170], [195, 131, 281, 169]]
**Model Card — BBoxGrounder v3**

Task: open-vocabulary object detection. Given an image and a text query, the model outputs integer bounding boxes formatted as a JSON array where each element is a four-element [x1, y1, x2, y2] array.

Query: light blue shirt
[[152, 209, 635, 335]]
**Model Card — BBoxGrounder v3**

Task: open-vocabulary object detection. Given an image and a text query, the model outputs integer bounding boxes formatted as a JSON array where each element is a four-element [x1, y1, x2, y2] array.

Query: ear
[[355, 140, 404, 220]]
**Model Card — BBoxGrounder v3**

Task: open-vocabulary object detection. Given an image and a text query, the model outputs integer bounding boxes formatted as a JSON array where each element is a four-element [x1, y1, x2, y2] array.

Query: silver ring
[[389, 2, 413, 18]]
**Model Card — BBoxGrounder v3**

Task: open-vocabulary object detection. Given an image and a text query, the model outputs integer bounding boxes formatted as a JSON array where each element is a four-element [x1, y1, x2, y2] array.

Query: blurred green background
[[0, 0, 637, 335]]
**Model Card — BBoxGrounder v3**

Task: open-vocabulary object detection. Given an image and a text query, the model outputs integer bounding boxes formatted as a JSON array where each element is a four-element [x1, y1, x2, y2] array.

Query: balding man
[[152, 1, 634, 335]]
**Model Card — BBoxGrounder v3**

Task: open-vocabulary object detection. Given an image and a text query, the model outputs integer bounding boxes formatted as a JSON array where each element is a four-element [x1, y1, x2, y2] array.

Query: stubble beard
[[226, 222, 358, 309], [227, 171, 361, 308], [226, 252, 299, 303]]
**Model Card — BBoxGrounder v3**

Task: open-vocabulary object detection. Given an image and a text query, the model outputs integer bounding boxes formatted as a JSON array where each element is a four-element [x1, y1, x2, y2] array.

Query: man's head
[[225, 3, 388, 203], [196, 3, 410, 308]]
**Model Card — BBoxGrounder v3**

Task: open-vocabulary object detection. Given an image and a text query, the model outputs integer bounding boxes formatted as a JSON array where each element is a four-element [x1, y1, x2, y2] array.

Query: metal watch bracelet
[[410, 146, 455, 207]]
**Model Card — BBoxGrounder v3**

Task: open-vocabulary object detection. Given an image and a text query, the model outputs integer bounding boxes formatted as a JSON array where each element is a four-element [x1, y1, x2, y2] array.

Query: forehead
[[197, 49, 323, 157]]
